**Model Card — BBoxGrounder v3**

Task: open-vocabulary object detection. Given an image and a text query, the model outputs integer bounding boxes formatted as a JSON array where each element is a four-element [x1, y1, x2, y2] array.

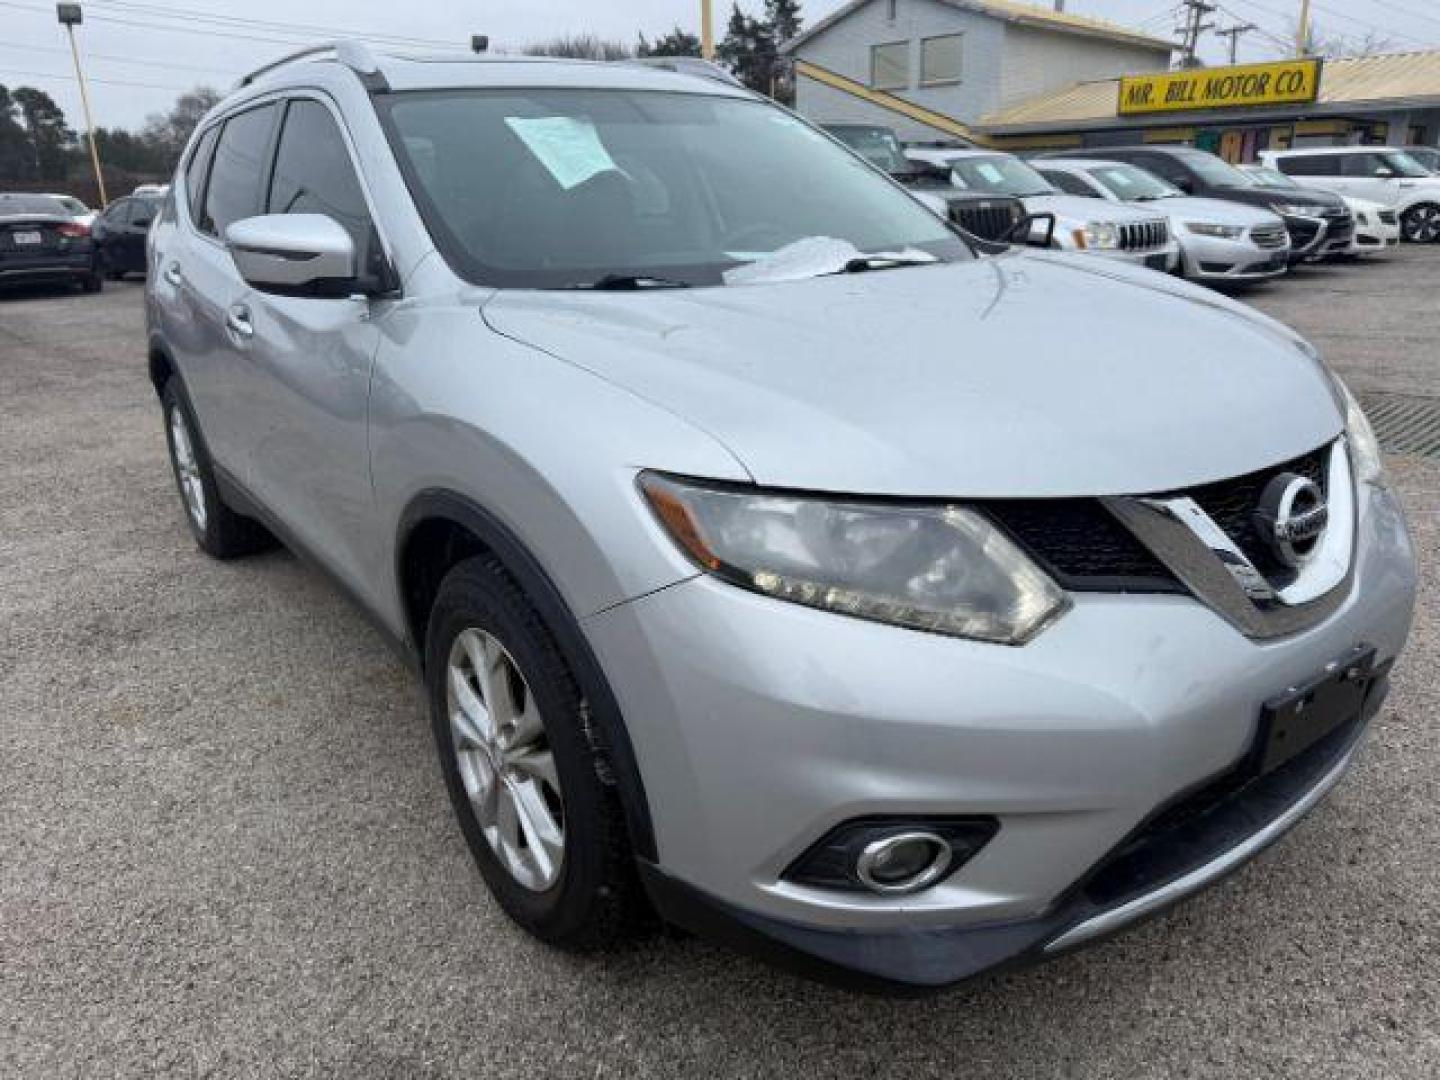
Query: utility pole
[[700, 0, 714, 59], [1175, 0, 1217, 69], [1296, 0, 1312, 56], [56, 2, 107, 207], [1216, 23, 1256, 65]]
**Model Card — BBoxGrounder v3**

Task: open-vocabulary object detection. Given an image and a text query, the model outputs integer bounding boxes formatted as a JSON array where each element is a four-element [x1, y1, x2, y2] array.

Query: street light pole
[[1296, 0, 1312, 57], [57, 2, 107, 207]]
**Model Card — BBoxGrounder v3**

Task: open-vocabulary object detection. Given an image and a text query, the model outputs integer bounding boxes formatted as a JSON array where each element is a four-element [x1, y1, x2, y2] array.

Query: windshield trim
[[374, 87, 974, 290]]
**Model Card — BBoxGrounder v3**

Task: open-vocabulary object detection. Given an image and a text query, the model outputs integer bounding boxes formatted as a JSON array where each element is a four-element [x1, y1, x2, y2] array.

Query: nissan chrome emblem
[[1255, 473, 1329, 569]]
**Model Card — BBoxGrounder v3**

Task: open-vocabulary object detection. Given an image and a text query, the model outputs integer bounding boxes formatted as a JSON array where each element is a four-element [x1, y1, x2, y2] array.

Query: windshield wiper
[[829, 254, 938, 275], [570, 273, 693, 290]]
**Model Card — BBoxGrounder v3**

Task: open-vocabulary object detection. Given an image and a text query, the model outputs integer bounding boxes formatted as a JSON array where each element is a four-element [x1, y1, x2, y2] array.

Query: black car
[[0, 194, 102, 292], [93, 195, 161, 279], [822, 124, 1025, 243], [1045, 146, 1354, 262]]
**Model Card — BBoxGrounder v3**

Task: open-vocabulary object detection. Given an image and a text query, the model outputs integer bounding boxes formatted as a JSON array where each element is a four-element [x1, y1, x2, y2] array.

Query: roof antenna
[[471, 34, 489, 53]]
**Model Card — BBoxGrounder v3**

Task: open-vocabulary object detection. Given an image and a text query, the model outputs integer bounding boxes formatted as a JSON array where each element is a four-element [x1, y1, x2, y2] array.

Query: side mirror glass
[[225, 213, 358, 295]]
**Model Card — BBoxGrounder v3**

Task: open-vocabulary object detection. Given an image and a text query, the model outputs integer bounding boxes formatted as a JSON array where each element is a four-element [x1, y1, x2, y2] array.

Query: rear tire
[[161, 378, 274, 559], [425, 555, 646, 950], [81, 270, 103, 293]]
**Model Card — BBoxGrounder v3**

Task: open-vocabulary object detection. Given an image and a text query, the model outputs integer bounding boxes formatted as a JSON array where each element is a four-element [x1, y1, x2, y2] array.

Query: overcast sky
[[5, 0, 1440, 131]]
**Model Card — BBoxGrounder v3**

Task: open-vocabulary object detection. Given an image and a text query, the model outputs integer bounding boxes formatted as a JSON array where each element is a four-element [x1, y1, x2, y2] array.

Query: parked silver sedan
[[1037, 158, 1290, 285]]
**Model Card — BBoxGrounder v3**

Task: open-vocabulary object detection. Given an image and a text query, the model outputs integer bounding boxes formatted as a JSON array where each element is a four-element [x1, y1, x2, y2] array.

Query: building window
[[920, 34, 963, 86], [871, 41, 909, 90]]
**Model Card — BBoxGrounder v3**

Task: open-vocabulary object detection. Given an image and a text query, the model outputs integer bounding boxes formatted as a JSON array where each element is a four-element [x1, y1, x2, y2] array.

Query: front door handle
[[226, 303, 254, 339], [163, 261, 183, 287]]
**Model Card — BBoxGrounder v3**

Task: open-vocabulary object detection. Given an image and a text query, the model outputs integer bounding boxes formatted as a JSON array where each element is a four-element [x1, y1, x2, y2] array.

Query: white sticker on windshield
[[975, 162, 1005, 184], [1106, 170, 1134, 188], [504, 116, 617, 190]]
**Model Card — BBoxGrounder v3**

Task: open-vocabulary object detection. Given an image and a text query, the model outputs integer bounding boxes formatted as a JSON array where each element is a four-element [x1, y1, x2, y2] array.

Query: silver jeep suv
[[146, 44, 1417, 992]]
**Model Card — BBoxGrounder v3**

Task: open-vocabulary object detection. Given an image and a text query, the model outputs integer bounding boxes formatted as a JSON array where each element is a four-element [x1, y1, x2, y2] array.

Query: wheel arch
[[148, 336, 177, 398], [396, 489, 658, 862]]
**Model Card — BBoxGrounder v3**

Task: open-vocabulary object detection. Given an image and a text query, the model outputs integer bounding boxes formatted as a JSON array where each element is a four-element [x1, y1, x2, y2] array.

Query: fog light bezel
[[782, 816, 1000, 896], [855, 832, 953, 894]]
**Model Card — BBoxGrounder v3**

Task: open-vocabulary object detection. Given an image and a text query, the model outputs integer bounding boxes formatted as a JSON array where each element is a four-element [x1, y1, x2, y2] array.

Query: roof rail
[[236, 41, 387, 91], [621, 57, 745, 89]]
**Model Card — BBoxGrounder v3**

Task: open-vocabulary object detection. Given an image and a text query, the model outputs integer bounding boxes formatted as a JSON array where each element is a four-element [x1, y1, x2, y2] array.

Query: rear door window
[[185, 125, 220, 226], [201, 103, 278, 238], [1279, 155, 1339, 177]]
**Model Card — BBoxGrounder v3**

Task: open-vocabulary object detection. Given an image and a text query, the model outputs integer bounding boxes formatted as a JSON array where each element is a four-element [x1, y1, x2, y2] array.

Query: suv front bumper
[[584, 483, 1416, 990]]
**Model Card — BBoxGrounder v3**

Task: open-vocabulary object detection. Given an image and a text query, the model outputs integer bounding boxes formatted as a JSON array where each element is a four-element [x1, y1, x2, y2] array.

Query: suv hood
[[1021, 193, 1164, 224], [482, 255, 1341, 498]]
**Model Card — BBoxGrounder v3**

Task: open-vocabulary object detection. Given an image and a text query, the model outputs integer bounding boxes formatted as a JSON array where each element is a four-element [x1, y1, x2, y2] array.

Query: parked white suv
[[906, 148, 1180, 271], [1259, 147, 1440, 243], [1037, 159, 1289, 285]]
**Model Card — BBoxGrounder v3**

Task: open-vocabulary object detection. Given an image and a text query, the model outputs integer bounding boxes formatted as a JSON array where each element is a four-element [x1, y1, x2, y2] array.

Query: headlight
[[1272, 203, 1319, 217], [639, 473, 1070, 644], [1184, 221, 1244, 239], [1077, 221, 1120, 249], [1333, 376, 1385, 486]]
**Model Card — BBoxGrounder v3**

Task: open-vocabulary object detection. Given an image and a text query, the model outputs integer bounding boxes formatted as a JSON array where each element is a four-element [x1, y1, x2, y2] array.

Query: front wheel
[[425, 555, 646, 950], [1400, 203, 1440, 243]]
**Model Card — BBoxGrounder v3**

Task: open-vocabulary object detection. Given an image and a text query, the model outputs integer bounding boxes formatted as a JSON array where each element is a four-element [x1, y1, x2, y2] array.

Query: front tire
[[425, 555, 645, 950], [161, 378, 273, 558], [1400, 203, 1440, 243]]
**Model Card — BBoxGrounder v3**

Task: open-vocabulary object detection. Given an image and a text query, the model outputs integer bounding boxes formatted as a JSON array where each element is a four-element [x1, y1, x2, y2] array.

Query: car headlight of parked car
[[1332, 376, 1386, 486], [1184, 222, 1244, 239], [1271, 203, 1320, 217], [1075, 222, 1120, 249], [639, 473, 1070, 644]]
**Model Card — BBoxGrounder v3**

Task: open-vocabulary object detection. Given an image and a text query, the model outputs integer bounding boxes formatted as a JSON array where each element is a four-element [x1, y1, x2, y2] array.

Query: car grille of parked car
[[1379, 209, 1399, 226], [1249, 224, 1288, 249], [984, 444, 1330, 593], [1116, 219, 1169, 252], [1320, 208, 1355, 243], [946, 198, 1022, 242]]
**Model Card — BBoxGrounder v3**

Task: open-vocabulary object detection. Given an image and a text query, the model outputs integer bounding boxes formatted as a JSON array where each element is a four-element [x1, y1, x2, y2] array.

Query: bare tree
[[1294, 18, 1393, 58]]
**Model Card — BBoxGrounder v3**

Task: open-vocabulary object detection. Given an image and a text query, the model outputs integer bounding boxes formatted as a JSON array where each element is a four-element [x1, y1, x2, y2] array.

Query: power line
[[91, 0, 462, 51], [0, 66, 198, 92], [1175, 0, 1217, 67], [0, 39, 239, 78], [1215, 22, 1258, 63]]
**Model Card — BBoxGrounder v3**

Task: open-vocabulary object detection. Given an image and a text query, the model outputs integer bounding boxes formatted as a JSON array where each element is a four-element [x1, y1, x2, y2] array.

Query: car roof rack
[[236, 41, 387, 91], [620, 57, 745, 89]]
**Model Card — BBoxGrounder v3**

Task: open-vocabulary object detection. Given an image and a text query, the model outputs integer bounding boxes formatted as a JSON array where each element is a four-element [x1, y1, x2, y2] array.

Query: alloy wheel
[[169, 405, 207, 530], [1403, 205, 1440, 243], [446, 627, 566, 892]]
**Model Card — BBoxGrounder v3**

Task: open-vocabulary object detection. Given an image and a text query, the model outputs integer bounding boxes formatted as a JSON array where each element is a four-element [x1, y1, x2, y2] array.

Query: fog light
[[857, 832, 951, 893], [782, 816, 999, 895]]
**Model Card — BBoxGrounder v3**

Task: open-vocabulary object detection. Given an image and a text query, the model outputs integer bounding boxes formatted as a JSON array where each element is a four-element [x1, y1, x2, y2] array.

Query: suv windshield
[[379, 90, 969, 289], [1087, 164, 1181, 201], [1175, 151, 1252, 187], [942, 155, 1054, 197]]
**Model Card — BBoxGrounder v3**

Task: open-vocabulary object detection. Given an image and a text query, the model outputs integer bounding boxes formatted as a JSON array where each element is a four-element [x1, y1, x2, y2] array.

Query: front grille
[[1321, 208, 1354, 243], [947, 198, 1021, 242], [1117, 219, 1169, 251], [1249, 223, 1288, 249], [982, 443, 1332, 594]]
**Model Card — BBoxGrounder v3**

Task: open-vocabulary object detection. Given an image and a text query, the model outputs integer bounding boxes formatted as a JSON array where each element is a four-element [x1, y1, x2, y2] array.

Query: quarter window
[[201, 103, 278, 238], [267, 99, 381, 278], [871, 41, 909, 90], [920, 34, 963, 86]]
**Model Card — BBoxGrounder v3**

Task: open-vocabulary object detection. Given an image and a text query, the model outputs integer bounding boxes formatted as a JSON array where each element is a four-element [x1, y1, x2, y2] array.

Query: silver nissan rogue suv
[[145, 45, 1417, 992]]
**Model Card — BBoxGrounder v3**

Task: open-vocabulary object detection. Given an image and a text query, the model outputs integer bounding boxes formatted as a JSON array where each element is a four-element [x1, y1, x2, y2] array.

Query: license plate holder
[[1254, 644, 1375, 775], [13, 230, 42, 246]]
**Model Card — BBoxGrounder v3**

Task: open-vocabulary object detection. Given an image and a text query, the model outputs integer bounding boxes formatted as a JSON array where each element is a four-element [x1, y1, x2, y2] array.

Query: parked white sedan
[[1239, 165, 1399, 256], [905, 148, 1180, 271], [1036, 158, 1289, 285]]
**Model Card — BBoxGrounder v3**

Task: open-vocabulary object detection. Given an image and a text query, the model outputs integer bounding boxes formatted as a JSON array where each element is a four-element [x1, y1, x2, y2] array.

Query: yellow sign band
[[1118, 59, 1322, 116]]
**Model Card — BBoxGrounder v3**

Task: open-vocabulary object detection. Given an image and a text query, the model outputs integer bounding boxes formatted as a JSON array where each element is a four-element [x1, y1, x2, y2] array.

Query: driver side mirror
[[225, 213, 360, 296], [1006, 211, 1056, 248], [132, 216, 153, 230]]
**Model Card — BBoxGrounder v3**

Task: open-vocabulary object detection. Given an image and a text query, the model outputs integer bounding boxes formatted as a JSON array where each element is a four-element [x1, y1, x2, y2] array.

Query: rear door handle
[[163, 261, 183, 287], [225, 303, 254, 339]]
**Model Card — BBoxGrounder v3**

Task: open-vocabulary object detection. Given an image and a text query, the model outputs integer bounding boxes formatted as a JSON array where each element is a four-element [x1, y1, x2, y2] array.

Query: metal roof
[[982, 50, 1440, 132], [782, 0, 1175, 56]]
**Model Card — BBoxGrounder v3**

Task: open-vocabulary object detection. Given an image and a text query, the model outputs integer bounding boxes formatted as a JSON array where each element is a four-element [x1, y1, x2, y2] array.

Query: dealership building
[[784, 0, 1440, 159]]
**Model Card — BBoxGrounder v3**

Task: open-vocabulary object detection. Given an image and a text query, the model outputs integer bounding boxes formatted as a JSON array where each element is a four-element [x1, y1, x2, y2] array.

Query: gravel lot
[[2, 252, 1436, 1079]]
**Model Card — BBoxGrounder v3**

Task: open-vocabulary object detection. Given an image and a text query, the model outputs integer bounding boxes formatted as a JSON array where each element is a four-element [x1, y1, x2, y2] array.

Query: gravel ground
[[1, 251, 1436, 1079]]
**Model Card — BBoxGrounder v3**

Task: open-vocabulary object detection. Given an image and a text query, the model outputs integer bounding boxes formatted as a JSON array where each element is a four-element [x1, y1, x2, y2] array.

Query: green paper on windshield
[[504, 116, 617, 190]]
